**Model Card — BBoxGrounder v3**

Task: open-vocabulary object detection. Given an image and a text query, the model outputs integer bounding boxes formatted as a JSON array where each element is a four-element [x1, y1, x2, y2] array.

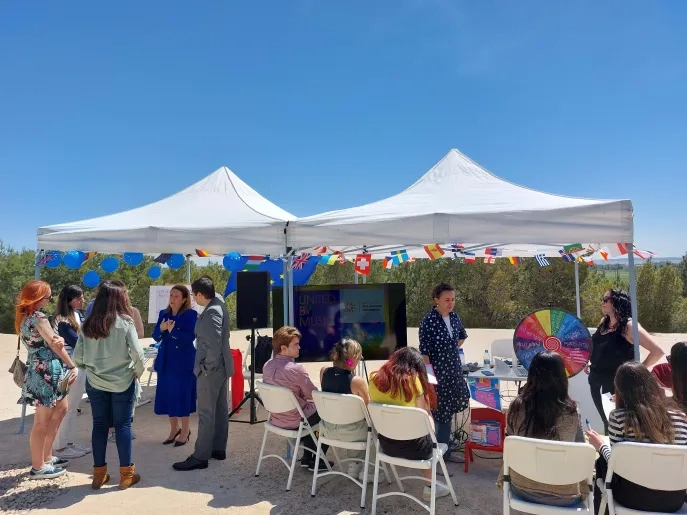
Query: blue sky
[[1, 1, 685, 256]]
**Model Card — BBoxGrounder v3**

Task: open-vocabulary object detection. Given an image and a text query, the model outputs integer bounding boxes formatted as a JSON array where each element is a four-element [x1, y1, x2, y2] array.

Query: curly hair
[[601, 288, 631, 335]]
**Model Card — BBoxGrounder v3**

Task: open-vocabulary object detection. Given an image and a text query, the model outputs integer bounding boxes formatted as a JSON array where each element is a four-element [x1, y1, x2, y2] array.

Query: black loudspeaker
[[236, 271, 270, 329]]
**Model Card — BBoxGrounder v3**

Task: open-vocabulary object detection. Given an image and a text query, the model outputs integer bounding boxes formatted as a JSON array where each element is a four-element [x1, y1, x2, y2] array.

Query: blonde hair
[[331, 339, 363, 369], [272, 326, 302, 353]]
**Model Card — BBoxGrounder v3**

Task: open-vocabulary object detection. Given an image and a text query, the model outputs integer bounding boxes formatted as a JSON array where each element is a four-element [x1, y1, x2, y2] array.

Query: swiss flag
[[354, 254, 371, 275]]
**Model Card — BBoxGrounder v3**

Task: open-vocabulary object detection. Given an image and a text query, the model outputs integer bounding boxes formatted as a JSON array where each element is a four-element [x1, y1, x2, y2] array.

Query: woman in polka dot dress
[[419, 282, 470, 463]]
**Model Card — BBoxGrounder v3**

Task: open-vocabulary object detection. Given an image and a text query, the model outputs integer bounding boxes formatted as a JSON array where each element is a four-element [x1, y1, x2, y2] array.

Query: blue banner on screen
[[272, 284, 407, 362]]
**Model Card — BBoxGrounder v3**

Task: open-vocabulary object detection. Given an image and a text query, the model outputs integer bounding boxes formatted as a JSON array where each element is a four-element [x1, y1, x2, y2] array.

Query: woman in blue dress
[[152, 285, 198, 447]]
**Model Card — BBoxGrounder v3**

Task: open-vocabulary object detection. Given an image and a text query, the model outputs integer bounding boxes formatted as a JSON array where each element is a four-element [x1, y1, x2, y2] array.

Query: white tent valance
[[290, 149, 633, 248], [37, 166, 292, 256]]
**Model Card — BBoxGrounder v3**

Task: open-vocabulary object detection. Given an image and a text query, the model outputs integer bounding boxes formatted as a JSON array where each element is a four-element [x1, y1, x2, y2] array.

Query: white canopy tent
[[290, 149, 632, 246], [37, 166, 293, 256], [287, 149, 639, 358]]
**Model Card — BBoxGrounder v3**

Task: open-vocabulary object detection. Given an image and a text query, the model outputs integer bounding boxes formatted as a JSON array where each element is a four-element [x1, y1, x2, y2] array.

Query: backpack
[[249, 335, 273, 374]]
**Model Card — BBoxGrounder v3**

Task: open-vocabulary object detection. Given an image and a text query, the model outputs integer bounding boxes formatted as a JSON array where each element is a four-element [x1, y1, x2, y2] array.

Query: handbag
[[8, 337, 28, 389]]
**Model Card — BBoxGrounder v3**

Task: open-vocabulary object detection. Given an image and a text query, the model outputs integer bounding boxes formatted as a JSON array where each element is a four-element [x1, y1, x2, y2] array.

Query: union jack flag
[[35, 252, 52, 267], [292, 253, 311, 270]]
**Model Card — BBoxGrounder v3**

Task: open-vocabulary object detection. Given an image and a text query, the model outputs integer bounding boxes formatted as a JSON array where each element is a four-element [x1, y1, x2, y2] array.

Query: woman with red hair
[[368, 347, 450, 501], [16, 280, 78, 479]]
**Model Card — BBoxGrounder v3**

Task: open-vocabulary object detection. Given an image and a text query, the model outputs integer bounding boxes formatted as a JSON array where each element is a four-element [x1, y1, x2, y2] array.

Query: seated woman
[[368, 347, 450, 501], [671, 341, 687, 411], [152, 285, 198, 446], [496, 351, 586, 507], [319, 338, 374, 481], [587, 361, 687, 513]]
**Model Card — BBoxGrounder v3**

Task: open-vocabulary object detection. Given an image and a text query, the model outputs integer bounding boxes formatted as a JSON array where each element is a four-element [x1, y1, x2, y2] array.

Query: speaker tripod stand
[[228, 318, 265, 425]]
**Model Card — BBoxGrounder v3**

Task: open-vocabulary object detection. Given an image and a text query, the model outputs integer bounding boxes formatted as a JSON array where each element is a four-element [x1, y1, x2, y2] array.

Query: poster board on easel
[[148, 285, 203, 323]]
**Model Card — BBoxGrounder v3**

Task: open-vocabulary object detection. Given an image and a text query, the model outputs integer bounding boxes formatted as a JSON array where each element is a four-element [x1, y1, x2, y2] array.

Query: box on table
[[469, 421, 502, 446]]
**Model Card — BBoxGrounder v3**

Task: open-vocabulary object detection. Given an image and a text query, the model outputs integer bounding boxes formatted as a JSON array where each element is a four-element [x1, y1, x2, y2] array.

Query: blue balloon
[[63, 250, 84, 270], [83, 270, 101, 288], [166, 253, 185, 270], [101, 256, 119, 273], [123, 252, 144, 266], [148, 265, 162, 279], [223, 252, 243, 271], [44, 251, 62, 269]]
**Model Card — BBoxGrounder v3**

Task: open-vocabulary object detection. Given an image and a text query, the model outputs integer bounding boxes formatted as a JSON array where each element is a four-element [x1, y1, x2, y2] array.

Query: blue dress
[[152, 308, 198, 417]]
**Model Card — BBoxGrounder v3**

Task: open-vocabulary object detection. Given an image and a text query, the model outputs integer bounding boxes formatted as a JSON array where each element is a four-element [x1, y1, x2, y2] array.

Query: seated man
[[262, 326, 329, 471]]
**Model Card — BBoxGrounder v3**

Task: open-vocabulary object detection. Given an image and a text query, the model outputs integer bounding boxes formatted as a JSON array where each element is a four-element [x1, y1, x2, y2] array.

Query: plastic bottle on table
[[483, 349, 491, 369]]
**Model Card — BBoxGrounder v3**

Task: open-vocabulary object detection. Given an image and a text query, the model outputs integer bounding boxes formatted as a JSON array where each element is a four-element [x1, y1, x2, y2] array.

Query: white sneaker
[[358, 468, 377, 483], [54, 445, 88, 459], [72, 443, 92, 454], [423, 483, 451, 501], [347, 463, 362, 477]]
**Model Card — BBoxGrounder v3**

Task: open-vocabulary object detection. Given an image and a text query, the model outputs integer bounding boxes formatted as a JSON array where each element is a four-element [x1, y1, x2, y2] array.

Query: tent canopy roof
[[37, 166, 292, 255], [291, 149, 633, 248]]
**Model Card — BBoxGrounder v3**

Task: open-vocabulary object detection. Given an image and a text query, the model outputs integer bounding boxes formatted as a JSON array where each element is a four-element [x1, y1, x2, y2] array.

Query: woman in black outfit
[[586, 288, 663, 433]]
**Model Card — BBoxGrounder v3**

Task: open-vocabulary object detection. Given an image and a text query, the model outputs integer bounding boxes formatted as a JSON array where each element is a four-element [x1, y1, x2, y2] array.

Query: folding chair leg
[[255, 427, 269, 476], [310, 438, 323, 497], [503, 482, 511, 515], [371, 450, 382, 515], [286, 430, 303, 491], [391, 464, 404, 492], [380, 462, 392, 484], [142, 369, 153, 403], [360, 440, 371, 509], [430, 460, 437, 515], [464, 446, 470, 473], [439, 456, 458, 506]]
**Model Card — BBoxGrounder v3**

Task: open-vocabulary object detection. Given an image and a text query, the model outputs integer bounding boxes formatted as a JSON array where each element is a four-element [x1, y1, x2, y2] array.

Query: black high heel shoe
[[163, 429, 181, 445], [174, 430, 191, 447]]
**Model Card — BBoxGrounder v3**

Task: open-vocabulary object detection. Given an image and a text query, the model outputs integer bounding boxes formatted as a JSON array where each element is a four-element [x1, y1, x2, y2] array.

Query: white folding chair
[[310, 392, 392, 508], [600, 442, 687, 515], [255, 381, 332, 491], [367, 403, 458, 515], [502, 436, 596, 515]]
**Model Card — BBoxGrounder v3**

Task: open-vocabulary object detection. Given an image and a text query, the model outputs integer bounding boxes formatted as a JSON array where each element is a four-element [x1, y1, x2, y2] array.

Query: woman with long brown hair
[[52, 285, 91, 459], [152, 285, 198, 446], [587, 361, 687, 512], [368, 347, 449, 501], [497, 352, 586, 506], [73, 280, 145, 490], [16, 280, 78, 479], [670, 341, 687, 412]]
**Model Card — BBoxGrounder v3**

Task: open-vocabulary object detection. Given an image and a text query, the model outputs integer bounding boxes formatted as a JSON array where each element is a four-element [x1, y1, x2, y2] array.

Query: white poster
[[148, 285, 203, 323]]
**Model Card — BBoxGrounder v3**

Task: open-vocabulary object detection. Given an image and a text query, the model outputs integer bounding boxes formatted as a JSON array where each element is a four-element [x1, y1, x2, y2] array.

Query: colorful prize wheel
[[513, 308, 592, 377]]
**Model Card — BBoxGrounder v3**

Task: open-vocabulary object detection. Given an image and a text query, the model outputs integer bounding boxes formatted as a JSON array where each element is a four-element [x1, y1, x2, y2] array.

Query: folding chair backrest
[[608, 442, 687, 491], [504, 436, 596, 486], [312, 391, 369, 426], [256, 381, 302, 416], [368, 403, 433, 442]]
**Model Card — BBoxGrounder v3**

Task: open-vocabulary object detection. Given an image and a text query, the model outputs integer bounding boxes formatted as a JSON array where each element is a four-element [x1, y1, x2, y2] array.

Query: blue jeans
[[86, 379, 136, 467], [435, 420, 453, 459]]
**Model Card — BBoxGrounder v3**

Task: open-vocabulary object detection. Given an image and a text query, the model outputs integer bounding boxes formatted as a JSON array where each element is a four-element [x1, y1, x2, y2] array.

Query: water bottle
[[483, 349, 491, 369], [458, 348, 465, 366]]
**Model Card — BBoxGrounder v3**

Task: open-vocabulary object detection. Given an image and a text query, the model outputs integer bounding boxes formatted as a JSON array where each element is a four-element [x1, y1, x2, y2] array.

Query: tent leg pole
[[286, 256, 294, 326], [186, 255, 191, 283], [354, 269, 359, 284], [282, 257, 289, 326], [627, 244, 640, 361], [574, 260, 581, 318]]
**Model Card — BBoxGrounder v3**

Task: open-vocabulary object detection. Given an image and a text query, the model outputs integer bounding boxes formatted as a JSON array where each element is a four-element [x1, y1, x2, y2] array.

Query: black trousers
[[594, 456, 686, 514], [298, 412, 329, 463], [588, 372, 614, 433]]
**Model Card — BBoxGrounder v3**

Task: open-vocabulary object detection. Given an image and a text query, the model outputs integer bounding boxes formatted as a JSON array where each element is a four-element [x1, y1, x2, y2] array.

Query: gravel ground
[[0, 463, 69, 514]]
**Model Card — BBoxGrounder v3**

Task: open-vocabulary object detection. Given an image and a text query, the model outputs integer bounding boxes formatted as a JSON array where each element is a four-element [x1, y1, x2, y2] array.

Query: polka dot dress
[[419, 307, 470, 424]]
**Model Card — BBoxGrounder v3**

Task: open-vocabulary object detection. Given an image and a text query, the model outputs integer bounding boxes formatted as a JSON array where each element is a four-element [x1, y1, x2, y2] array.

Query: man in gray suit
[[173, 276, 233, 471]]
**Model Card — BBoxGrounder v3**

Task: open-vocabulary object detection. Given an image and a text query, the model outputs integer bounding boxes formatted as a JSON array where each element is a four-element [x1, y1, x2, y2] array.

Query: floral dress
[[21, 311, 66, 408]]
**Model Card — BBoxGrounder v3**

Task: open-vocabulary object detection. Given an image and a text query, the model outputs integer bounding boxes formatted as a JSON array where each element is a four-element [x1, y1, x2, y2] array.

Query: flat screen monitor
[[272, 283, 407, 363]]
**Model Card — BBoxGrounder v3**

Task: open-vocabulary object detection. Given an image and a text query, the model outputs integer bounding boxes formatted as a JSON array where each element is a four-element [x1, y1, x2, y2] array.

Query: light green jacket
[[74, 315, 145, 393]]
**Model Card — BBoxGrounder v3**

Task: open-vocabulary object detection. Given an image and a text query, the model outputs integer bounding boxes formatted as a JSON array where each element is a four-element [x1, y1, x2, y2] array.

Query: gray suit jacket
[[193, 297, 234, 378]]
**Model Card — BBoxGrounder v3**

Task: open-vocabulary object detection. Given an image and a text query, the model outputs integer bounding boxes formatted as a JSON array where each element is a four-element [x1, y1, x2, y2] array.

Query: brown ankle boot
[[92, 465, 110, 490], [119, 464, 140, 490]]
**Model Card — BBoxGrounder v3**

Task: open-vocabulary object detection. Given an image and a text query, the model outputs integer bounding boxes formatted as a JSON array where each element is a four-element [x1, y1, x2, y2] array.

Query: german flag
[[195, 249, 210, 257]]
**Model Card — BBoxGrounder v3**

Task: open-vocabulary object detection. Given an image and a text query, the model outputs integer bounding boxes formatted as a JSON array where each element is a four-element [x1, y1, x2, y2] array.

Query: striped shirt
[[599, 408, 687, 461]]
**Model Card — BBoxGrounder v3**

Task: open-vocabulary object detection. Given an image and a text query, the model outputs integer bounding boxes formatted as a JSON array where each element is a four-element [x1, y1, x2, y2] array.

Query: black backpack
[[249, 335, 273, 374]]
